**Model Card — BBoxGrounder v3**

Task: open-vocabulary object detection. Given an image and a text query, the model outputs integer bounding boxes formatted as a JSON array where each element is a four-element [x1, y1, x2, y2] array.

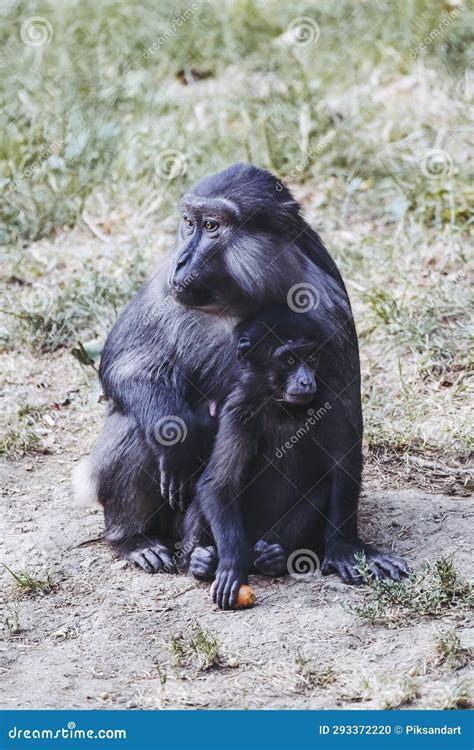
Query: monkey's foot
[[188, 545, 218, 581], [322, 542, 409, 585], [120, 539, 178, 574], [252, 540, 286, 576]]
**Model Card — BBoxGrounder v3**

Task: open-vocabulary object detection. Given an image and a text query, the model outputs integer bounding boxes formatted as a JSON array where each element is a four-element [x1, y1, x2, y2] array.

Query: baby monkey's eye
[[183, 215, 194, 228], [286, 355, 297, 366], [203, 220, 219, 232]]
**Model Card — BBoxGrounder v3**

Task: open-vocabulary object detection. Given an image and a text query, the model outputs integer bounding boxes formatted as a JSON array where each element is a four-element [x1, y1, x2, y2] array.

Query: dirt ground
[[0, 353, 472, 710]]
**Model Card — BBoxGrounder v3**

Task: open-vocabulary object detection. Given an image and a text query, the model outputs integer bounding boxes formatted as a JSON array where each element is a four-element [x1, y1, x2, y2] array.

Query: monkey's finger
[[373, 558, 401, 581], [345, 561, 365, 584], [155, 547, 177, 574], [221, 577, 235, 610], [189, 547, 217, 579], [143, 549, 165, 573], [216, 575, 232, 610], [221, 578, 232, 610], [215, 584, 225, 610], [204, 545, 218, 559], [366, 561, 384, 580], [254, 552, 286, 575], [228, 580, 241, 609], [211, 578, 220, 605], [133, 551, 159, 574], [192, 546, 217, 565], [390, 555, 410, 576], [373, 552, 409, 576], [254, 553, 270, 568], [254, 542, 283, 559], [253, 540, 268, 555], [190, 564, 212, 580], [321, 559, 334, 576], [336, 562, 354, 585], [254, 548, 286, 563]]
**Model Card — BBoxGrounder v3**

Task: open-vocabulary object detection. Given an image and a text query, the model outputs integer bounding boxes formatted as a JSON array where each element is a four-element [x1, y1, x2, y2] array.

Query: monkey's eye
[[183, 216, 194, 229], [285, 355, 297, 367], [203, 220, 219, 232]]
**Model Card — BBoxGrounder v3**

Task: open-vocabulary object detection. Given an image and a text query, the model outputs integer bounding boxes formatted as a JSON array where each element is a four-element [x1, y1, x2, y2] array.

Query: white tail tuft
[[72, 458, 98, 506]]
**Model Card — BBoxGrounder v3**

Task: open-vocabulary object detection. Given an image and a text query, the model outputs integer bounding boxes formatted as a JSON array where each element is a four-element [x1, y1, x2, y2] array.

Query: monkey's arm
[[321, 438, 408, 583], [98, 295, 215, 510], [324, 439, 361, 545], [197, 397, 257, 609]]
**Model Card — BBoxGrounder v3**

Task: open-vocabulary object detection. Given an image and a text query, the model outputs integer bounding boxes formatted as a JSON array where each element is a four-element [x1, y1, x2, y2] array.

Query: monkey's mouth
[[277, 392, 315, 406], [171, 285, 215, 309]]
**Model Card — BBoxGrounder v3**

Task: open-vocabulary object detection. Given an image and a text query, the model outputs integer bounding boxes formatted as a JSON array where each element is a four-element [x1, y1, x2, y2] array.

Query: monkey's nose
[[299, 377, 314, 389], [175, 256, 189, 272], [172, 253, 190, 281]]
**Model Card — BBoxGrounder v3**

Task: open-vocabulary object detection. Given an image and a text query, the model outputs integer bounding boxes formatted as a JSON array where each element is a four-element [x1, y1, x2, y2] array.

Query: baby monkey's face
[[269, 341, 318, 405], [238, 335, 319, 406]]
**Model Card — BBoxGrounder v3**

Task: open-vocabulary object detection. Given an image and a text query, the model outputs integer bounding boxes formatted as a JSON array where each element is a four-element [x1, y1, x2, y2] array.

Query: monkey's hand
[[212, 559, 248, 610], [157, 446, 200, 512], [322, 541, 409, 585], [154, 409, 217, 512]]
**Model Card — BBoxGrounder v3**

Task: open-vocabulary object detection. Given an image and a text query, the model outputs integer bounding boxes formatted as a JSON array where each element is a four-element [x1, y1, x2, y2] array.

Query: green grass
[[294, 649, 336, 691], [442, 679, 472, 709], [1, 1, 472, 242], [2, 252, 149, 352], [434, 628, 472, 671], [351, 554, 473, 627], [0, 0, 472, 459], [2, 564, 55, 596], [170, 623, 222, 672], [381, 675, 420, 710], [0, 401, 54, 458], [0, 426, 42, 459]]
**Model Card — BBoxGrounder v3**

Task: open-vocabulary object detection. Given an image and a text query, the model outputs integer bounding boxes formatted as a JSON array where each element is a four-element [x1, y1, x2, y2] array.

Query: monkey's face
[[239, 335, 319, 406], [168, 196, 249, 313], [270, 343, 318, 405], [168, 184, 304, 315]]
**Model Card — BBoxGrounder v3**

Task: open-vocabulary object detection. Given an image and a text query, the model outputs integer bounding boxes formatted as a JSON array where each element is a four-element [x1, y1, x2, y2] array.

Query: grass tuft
[[2, 564, 55, 596], [295, 649, 336, 691], [0, 402, 54, 459], [442, 679, 472, 710], [170, 623, 222, 672], [1, 255, 148, 353], [381, 675, 420, 710], [352, 554, 473, 627], [434, 628, 472, 671], [0, 427, 43, 459]]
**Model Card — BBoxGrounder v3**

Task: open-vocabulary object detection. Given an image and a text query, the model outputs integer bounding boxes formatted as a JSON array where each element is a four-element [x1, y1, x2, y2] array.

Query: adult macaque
[[74, 163, 406, 585]]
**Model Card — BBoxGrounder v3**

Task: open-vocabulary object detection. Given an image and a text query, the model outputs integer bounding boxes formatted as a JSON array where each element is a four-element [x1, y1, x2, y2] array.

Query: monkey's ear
[[237, 336, 252, 360]]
